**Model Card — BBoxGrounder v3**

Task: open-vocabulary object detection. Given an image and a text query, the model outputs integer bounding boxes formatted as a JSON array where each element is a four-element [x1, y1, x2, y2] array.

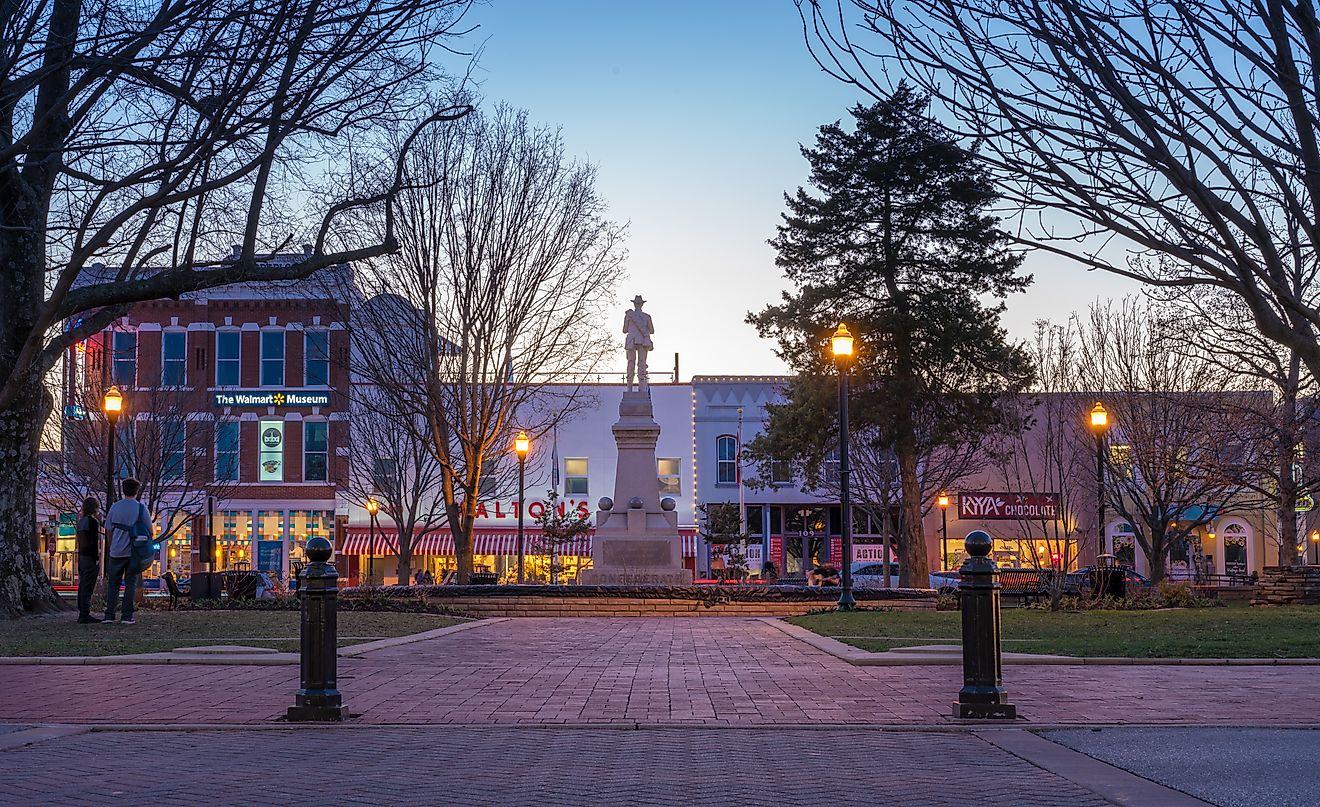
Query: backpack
[[114, 502, 156, 576]]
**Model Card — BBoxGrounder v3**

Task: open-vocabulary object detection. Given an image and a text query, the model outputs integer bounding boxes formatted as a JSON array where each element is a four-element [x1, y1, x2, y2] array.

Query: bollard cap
[[305, 535, 333, 563], [964, 530, 992, 558]]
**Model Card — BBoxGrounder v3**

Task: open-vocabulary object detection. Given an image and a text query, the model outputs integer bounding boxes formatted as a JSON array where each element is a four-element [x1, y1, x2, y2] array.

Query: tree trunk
[[1147, 530, 1167, 584], [894, 426, 930, 588], [396, 538, 413, 586], [0, 386, 66, 618]]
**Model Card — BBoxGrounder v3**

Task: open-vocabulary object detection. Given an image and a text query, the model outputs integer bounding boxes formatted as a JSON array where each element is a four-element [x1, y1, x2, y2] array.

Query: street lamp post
[[832, 323, 856, 611], [1311, 531, 1319, 565], [937, 492, 951, 571], [515, 430, 530, 583], [365, 498, 379, 587], [101, 386, 123, 579], [1089, 403, 1111, 553]]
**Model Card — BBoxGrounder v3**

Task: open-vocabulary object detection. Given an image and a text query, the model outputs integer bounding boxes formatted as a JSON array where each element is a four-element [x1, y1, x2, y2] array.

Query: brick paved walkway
[[2, 617, 1318, 726], [1, 727, 1120, 807]]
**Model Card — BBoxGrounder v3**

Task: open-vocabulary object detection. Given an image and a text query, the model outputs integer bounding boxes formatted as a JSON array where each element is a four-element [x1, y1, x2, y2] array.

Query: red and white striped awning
[[338, 528, 698, 558]]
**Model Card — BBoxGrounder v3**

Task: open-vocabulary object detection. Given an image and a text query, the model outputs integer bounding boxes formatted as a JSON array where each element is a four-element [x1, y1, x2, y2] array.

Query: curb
[[758, 617, 1320, 666], [977, 729, 1214, 806], [0, 617, 502, 667], [5, 721, 1320, 734], [0, 651, 297, 666]]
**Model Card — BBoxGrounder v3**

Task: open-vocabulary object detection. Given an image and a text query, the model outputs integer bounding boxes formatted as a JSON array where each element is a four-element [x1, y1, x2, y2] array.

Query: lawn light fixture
[[103, 386, 123, 417], [365, 498, 379, 586], [831, 323, 854, 359], [833, 322, 856, 609], [514, 430, 530, 582], [1089, 402, 1110, 556], [101, 385, 125, 576], [938, 492, 951, 571], [1089, 402, 1109, 433]]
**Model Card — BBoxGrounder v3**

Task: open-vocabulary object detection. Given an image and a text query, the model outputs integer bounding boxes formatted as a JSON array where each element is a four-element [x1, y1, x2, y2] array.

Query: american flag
[[550, 423, 560, 493]]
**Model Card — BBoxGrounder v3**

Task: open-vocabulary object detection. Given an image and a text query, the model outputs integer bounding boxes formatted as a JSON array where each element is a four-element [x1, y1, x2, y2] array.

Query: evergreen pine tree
[[748, 85, 1033, 587]]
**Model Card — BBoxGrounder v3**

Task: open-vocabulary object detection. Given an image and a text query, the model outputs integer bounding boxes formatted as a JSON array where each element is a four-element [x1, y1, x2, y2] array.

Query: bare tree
[[799, 1, 1320, 382], [40, 377, 239, 555], [0, 0, 474, 617], [344, 386, 449, 584], [1077, 299, 1268, 582], [352, 104, 625, 583], [1161, 287, 1320, 567], [989, 322, 1097, 606]]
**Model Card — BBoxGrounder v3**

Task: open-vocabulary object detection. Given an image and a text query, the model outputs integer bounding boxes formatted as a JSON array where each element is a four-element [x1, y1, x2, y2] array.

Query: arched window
[[716, 435, 738, 485]]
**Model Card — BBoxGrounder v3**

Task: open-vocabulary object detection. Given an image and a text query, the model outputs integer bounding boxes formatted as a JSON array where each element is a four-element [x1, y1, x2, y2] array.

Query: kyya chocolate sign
[[958, 492, 1060, 521]]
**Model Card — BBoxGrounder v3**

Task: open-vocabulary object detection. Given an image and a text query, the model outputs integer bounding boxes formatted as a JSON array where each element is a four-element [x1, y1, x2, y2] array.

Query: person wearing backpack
[[75, 497, 102, 624], [103, 477, 152, 625]]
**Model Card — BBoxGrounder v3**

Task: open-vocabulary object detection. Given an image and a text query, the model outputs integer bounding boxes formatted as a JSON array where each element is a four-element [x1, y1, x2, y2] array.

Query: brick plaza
[[3, 617, 1317, 727]]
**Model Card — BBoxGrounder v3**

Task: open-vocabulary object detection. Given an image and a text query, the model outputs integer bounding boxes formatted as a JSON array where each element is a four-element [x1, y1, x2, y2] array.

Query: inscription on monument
[[602, 540, 671, 568]]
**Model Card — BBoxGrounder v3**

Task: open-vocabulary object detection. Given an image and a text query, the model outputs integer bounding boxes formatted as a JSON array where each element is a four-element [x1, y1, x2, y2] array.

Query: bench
[[162, 571, 189, 609], [996, 569, 1049, 606]]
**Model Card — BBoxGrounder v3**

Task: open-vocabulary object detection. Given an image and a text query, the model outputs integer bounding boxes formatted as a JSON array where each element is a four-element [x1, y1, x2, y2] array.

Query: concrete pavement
[[3, 617, 1319, 726], [4, 616, 1316, 804], [0, 725, 1199, 807]]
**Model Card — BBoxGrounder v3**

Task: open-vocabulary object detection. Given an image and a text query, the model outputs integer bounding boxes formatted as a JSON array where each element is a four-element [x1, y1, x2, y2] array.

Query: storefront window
[[565, 458, 589, 495], [716, 436, 737, 484], [112, 331, 136, 385], [304, 421, 328, 481], [304, 331, 330, 386], [215, 421, 239, 481], [657, 458, 681, 495], [260, 330, 285, 386], [216, 331, 241, 386], [259, 420, 284, 481], [161, 331, 187, 386]]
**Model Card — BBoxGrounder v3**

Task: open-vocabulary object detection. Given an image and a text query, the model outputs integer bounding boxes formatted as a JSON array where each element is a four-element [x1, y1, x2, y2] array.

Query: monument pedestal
[[580, 390, 693, 586]]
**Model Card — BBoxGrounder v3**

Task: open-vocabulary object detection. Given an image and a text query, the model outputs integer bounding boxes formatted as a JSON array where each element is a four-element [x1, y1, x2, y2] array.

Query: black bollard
[[286, 536, 346, 722], [953, 530, 1017, 720]]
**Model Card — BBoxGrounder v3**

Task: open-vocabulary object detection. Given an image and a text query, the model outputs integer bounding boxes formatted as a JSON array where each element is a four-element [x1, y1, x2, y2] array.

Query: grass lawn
[[789, 604, 1320, 658], [0, 610, 465, 657]]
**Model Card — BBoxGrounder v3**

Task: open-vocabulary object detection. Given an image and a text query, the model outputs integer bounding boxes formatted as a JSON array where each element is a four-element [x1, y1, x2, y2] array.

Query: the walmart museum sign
[[213, 390, 331, 408]]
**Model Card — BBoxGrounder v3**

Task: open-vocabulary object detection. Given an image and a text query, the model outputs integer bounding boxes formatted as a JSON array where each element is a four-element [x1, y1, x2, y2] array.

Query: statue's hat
[[631, 294, 645, 304]]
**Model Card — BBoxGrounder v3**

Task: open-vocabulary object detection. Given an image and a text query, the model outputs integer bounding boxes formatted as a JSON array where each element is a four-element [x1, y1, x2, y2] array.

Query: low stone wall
[[421, 595, 934, 618], [338, 584, 937, 617], [1250, 566, 1320, 606]]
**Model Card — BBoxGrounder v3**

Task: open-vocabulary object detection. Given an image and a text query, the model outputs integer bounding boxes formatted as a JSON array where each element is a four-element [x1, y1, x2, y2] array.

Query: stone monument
[[580, 296, 693, 586]]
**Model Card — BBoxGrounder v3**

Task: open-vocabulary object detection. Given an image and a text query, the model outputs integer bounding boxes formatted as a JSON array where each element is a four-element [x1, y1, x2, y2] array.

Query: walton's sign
[[213, 390, 331, 408], [958, 492, 1060, 521]]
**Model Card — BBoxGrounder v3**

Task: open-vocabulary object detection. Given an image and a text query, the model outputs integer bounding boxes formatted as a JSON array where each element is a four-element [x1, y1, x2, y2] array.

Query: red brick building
[[58, 251, 351, 582]]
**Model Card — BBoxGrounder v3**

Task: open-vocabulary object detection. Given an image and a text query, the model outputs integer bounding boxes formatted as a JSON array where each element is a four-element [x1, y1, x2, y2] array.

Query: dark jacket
[[76, 515, 101, 558]]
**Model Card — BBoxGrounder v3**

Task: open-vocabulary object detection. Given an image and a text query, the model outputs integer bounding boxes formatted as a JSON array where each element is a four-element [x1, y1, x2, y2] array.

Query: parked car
[[1063, 566, 1153, 596], [929, 570, 960, 594], [852, 562, 899, 588]]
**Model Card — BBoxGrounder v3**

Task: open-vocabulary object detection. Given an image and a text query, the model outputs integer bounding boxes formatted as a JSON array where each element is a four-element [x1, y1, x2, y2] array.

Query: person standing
[[103, 477, 152, 625], [74, 497, 101, 624]]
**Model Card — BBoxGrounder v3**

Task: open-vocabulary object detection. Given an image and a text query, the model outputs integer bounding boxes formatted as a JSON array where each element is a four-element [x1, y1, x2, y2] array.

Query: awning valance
[[337, 528, 697, 558]]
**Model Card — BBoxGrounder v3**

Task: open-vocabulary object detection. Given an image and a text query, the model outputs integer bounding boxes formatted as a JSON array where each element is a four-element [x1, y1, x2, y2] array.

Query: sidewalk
[[0, 725, 1205, 807], [2, 617, 1318, 726]]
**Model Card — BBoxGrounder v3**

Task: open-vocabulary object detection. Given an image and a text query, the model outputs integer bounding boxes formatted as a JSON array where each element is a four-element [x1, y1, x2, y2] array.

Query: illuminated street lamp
[[102, 386, 124, 578], [937, 492, 951, 571], [1311, 531, 1319, 565], [365, 497, 379, 586], [515, 430, 530, 583], [832, 323, 856, 610], [1089, 402, 1111, 553]]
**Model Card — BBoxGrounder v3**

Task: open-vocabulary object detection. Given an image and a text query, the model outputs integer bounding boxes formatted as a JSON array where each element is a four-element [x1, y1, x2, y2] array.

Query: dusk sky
[[468, 0, 1139, 377]]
